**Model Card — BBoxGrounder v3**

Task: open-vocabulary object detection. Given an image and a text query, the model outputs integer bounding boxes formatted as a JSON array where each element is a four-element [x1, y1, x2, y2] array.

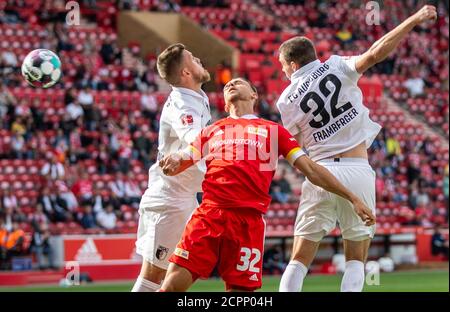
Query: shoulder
[[168, 91, 202, 112], [255, 118, 279, 127]]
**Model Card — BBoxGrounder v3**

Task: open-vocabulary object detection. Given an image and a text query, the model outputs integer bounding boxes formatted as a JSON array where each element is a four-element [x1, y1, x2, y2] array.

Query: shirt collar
[[230, 114, 258, 119], [290, 59, 321, 81], [172, 86, 208, 102]]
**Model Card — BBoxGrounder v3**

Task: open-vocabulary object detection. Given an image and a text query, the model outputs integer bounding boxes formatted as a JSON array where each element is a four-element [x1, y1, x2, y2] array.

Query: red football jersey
[[188, 115, 304, 214]]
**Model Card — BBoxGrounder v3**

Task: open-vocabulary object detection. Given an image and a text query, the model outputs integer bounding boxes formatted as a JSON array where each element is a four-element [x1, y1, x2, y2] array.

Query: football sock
[[279, 260, 308, 292], [340, 260, 365, 292], [131, 277, 161, 292]]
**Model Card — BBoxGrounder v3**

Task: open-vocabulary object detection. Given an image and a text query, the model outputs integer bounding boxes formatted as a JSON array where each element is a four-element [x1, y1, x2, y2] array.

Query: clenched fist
[[159, 153, 182, 176], [413, 5, 437, 25]]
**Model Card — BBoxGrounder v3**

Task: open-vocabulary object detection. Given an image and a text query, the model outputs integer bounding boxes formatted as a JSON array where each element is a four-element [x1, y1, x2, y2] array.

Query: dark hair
[[279, 36, 317, 67], [239, 77, 258, 94], [156, 43, 186, 85]]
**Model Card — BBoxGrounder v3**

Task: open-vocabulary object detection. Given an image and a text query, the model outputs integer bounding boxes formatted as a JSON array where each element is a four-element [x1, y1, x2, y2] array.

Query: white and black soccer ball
[[21, 49, 62, 88]]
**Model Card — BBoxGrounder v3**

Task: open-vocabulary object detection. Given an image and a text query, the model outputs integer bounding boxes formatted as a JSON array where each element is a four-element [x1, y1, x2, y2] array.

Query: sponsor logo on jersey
[[181, 114, 194, 126], [174, 247, 189, 260], [156, 245, 169, 261], [247, 126, 268, 138], [249, 273, 259, 282]]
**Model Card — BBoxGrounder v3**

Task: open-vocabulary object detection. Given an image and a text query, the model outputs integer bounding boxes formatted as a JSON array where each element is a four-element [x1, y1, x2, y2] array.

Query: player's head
[[157, 43, 210, 87], [223, 77, 258, 114], [278, 36, 317, 79]]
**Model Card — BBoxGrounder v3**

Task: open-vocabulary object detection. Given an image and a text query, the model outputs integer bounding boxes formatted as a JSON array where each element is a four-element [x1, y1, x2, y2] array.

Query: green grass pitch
[[0, 270, 448, 292]]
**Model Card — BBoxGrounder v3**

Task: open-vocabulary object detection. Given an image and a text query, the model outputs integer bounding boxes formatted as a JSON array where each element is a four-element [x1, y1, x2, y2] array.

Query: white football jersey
[[276, 55, 381, 161], [140, 87, 211, 208]]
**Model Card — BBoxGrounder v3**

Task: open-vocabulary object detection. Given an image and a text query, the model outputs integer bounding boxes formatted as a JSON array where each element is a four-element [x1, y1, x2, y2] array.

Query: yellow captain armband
[[285, 147, 305, 165]]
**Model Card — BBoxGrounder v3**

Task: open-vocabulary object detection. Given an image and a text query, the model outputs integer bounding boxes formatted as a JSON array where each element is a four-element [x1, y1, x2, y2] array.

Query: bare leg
[[340, 238, 371, 292], [131, 260, 166, 292], [160, 262, 194, 292], [279, 236, 320, 292]]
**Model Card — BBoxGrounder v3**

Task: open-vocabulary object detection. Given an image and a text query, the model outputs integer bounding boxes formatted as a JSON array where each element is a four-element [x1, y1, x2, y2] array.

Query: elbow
[[367, 49, 382, 65]]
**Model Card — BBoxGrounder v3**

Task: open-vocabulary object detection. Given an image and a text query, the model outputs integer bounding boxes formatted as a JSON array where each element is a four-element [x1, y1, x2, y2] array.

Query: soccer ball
[[21, 49, 62, 88]]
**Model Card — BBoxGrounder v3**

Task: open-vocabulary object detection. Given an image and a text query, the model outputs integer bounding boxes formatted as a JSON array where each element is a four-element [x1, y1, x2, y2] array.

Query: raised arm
[[355, 5, 437, 74], [293, 156, 376, 226]]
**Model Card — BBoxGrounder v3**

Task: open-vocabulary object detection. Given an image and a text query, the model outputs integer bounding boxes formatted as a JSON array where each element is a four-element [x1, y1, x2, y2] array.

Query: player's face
[[279, 54, 295, 79], [182, 50, 211, 84], [223, 78, 257, 112]]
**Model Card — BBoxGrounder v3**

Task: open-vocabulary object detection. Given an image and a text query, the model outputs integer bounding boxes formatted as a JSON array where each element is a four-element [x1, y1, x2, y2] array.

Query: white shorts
[[135, 197, 198, 270], [295, 158, 376, 242]]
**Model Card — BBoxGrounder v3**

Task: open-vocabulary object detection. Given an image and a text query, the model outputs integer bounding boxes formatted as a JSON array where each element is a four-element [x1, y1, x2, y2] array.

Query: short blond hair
[[279, 36, 317, 67], [156, 43, 186, 85]]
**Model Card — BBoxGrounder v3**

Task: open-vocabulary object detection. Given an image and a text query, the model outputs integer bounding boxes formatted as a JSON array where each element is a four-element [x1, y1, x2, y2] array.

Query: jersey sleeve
[[277, 124, 305, 165], [276, 89, 302, 136], [172, 98, 204, 144], [183, 125, 212, 162], [330, 55, 362, 83]]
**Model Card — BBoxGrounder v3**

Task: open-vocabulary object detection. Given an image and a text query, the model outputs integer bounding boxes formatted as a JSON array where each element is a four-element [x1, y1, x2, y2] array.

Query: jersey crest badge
[[181, 114, 194, 126]]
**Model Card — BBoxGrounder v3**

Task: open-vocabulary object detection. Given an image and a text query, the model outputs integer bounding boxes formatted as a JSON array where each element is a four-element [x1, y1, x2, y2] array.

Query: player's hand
[[412, 5, 437, 25], [352, 198, 376, 226], [159, 153, 182, 176]]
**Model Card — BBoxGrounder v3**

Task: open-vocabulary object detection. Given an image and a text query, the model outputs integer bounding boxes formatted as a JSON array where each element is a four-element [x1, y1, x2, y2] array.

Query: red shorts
[[169, 204, 266, 291]]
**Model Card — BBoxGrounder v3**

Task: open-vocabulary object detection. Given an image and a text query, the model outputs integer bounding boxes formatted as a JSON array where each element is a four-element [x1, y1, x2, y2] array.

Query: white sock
[[131, 277, 161, 292], [340, 260, 365, 292], [279, 260, 308, 292]]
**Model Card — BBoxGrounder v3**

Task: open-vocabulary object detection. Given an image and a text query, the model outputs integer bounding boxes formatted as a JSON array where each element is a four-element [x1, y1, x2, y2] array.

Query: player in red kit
[[158, 78, 375, 292]]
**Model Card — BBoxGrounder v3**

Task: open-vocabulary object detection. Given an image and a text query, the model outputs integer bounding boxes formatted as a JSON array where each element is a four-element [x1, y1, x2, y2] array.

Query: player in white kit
[[132, 43, 211, 292], [277, 5, 437, 292]]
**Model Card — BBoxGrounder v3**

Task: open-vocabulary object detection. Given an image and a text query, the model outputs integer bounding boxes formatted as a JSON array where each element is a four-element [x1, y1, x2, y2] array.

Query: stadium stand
[[0, 0, 448, 270]]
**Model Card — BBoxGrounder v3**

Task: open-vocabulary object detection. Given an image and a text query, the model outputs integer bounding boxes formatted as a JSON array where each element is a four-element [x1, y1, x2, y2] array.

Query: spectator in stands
[[263, 245, 286, 275], [11, 116, 27, 137], [92, 143, 109, 174], [1, 186, 18, 212], [71, 171, 93, 204], [40, 154, 65, 180], [117, 133, 133, 174], [109, 172, 127, 205], [386, 132, 402, 157], [141, 86, 158, 120], [66, 100, 84, 123], [38, 186, 72, 223], [416, 187, 431, 207], [4, 221, 25, 262], [270, 170, 292, 204], [0, 84, 16, 129], [336, 24, 353, 47], [124, 172, 142, 208], [78, 87, 95, 130], [0, 219, 8, 270], [55, 180, 78, 212], [431, 227, 449, 259], [100, 37, 119, 65], [30, 222, 55, 270], [215, 61, 232, 90], [404, 70, 426, 97], [28, 203, 49, 230], [96, 204, 117, 230], [78, 204, 97, 229], [133, 127, 155, 170], [1, 205, 24, 232], [1, 50, 18, 69]]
